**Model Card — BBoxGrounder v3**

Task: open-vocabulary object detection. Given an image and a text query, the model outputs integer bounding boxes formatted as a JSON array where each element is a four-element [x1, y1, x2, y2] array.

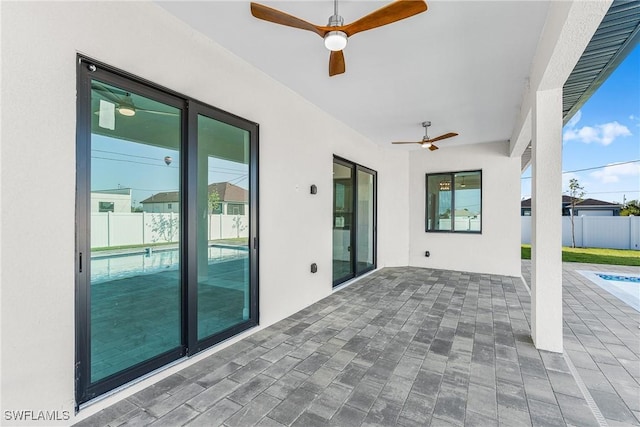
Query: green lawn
[[521, 244, 640, 266]]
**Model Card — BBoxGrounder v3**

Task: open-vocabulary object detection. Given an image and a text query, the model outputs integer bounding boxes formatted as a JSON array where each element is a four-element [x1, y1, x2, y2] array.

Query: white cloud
[[590, 162, 640, 184], [563, 109, 632, 145], [566, 110, 582, 128]]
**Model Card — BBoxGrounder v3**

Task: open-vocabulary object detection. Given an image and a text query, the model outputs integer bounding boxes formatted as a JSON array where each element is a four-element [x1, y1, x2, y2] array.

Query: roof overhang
[[518, 0, 640, 172]]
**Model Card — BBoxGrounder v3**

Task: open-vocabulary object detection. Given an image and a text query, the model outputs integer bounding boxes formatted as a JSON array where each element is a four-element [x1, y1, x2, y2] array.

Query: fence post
[[107, 211, 112, 247]]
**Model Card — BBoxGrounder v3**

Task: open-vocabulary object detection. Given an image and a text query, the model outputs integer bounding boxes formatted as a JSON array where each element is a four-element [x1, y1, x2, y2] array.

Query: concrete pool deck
[[74, 261, 639, 426]]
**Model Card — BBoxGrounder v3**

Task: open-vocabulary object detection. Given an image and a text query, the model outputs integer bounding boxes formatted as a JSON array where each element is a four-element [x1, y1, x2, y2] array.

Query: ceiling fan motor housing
[[327, 14, 344, 26]]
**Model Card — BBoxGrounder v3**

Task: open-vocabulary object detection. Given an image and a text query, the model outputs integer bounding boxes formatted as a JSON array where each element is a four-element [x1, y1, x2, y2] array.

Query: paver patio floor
[[76, 262, 639, 426]]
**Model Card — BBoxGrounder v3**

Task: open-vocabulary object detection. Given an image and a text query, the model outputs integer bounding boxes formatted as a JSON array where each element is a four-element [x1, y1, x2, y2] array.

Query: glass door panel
[[333, 161, 355, 284], [197, 115, 251, 340], [356, 169, 375, 274], [89, 80, 182, 382]]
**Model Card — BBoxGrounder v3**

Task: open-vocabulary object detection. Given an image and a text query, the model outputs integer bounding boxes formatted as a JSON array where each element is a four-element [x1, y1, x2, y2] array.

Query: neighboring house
[[90, 188, 132, 213], [521, 196, 621, 216], [140, 182, 248, 214]]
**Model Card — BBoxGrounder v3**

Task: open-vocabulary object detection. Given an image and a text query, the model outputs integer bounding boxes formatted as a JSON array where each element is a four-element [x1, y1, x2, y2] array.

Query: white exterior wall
[[91, 192, 132, 213], [0, 2, 410, 422], [408, 141, 521, 277], [141, 201, 181, 214]]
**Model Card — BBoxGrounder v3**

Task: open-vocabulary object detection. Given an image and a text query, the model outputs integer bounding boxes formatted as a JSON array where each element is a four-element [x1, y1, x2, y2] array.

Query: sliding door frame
[[75, 56, 259, 407], [332, 156, 377, 287]]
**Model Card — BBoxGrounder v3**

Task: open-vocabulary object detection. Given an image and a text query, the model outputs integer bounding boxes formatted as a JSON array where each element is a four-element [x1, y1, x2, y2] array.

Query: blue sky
[[521, 45, 640, 204], [92, 136, 248, 208]]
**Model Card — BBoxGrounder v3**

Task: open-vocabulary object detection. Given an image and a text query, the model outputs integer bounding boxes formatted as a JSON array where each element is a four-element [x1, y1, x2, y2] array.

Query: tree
[[208, 189, 221, 214], [232, 215, 247, 239], [567, 178, 585, 248], [621, 199, 640, 216], [150, 213, 178, 243]]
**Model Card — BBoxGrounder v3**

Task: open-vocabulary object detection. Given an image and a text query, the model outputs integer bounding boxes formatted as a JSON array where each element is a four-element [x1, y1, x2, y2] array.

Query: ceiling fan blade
[[392, 141, 421, 144], [136, 108, 179, 117], [429, 144, 439, 151], [91, 82, 124, 104], [250, 3, 326, 37], [427, 132, 458, 143], [343, 0, 427, 37], [329, 50, 346, 76]]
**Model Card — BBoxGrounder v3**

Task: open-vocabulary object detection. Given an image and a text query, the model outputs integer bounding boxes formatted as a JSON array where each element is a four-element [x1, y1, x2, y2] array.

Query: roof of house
[[141, 182, 248, 204], [521, 196, 621, 208]]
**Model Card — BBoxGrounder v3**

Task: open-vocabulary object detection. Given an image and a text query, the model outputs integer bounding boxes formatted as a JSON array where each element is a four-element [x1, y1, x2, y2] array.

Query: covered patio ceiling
[[158, 1, 550, 150], [158, 1, 638, 169]]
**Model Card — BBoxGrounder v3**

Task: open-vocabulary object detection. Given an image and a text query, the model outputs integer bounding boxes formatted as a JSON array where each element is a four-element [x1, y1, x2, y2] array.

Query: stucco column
[[531, 87, 563, 353]]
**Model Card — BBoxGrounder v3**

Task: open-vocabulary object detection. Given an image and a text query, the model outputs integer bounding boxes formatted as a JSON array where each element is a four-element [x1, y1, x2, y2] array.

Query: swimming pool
[[578, 270, 640, 312], [91, 245, 248, 284]]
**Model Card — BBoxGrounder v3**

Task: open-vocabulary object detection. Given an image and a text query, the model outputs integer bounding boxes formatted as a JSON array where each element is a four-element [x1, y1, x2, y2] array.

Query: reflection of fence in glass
[[435, 217, 481, 232], [91, 212, 249, 248]]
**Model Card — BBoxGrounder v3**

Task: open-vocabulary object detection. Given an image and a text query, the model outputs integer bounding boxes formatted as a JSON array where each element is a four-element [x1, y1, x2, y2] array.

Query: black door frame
[[332, 156, 377, 287], [75, 56, 259, 406]]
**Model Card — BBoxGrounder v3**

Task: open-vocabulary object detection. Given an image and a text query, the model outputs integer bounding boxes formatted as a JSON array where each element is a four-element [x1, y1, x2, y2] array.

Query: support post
[[531, 87, 563, 353]]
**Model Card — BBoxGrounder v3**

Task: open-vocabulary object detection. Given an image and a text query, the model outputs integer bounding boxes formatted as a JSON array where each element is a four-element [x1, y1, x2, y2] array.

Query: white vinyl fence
[[91, 212, 249, 248], [522, 216, 640, 250]]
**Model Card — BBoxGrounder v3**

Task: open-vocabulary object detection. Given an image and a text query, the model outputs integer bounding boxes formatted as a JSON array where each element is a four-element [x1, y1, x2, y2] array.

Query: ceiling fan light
[[118, 106, 136, 117], [324, 31, 347, 51], [421, 141, 432, 149]]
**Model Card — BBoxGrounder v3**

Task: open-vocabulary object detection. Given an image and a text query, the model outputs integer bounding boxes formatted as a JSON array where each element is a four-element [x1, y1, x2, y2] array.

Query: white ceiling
[[158, 1, 551, 150]]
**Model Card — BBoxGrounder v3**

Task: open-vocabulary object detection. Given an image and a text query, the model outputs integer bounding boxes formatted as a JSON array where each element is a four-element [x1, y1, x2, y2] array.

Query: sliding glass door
[[84, 75, 185, 392], [76, 58, 258, 404], [333, 161, 355, 283], [333, 157, 376, 286], [195, 112, 253, 346], [356, 169, 375, 274]]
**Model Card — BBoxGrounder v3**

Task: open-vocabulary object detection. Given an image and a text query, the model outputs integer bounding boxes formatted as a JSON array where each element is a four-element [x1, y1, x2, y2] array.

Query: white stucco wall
[[0, 1, 410, 422], [408, 141, 521, 277]]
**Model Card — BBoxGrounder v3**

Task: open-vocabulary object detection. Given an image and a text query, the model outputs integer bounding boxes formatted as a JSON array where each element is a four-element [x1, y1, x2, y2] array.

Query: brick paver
[[75, 264, 633, 426]]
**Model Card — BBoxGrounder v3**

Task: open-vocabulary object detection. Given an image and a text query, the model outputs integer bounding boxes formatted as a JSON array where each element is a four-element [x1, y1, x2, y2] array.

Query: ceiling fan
[[250, 0, 428, 76], [92, 82, 176, 117], [392, 121, 458, 150]]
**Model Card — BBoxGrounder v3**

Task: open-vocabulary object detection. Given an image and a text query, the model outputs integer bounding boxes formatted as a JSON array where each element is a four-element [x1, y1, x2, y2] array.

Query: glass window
[[98, 201, 114, 212], [226, 203, 245, 216], [426, 170, 481, 233]]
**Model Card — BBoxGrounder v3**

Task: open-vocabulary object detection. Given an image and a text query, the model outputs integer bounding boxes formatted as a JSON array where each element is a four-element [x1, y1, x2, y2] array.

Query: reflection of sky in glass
[[91, 135, 248, 208], [455, 189, 481, 215]]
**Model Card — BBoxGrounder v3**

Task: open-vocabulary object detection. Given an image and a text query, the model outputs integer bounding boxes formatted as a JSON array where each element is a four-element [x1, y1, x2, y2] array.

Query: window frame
[[425, 170, 482, 234], [98, 201, 114, 213]]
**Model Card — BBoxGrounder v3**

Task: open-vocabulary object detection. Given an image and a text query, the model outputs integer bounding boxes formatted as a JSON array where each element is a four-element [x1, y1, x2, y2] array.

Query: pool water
[[578, 270, 640, 312], [597, 274, 640, 283], [91, 245, 247, 284]]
